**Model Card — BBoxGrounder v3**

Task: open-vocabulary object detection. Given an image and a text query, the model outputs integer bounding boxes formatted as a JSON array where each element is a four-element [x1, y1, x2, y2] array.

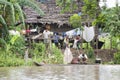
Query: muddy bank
[[63, 48, 118, 63], [94, 49, 117, 62]]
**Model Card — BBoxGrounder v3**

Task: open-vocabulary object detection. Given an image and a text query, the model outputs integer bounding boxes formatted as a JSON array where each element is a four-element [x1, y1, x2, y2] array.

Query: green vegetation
[[56, 0, 77, 13], [0, 40, 64, 66], [93, 4, 120, 37], [0, 35, 25, 67], [69, 14, 81, 28], [0, 0, 45, 67], [114, 51, 120, 64], [31, 43, 63, 64], [82, 0, 98, 19]]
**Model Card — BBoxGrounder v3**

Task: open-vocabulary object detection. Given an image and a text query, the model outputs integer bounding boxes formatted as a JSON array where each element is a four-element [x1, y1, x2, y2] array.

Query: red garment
[[26, 30, 31, 33], [76, 36, 80, 40]]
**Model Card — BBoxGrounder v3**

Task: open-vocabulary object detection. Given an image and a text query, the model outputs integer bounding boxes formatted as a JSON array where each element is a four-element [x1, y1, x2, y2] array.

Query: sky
[[99, 0, 120, 8]]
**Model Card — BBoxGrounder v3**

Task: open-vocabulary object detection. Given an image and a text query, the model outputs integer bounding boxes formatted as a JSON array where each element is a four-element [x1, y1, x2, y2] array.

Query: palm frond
[[0, 15, 9, 37], [4, 4, 15, 26], [14, 3, 25, 27], [0, 0, 11, 5], [11, 4, 15, 25], [0, 15, 6, 25], [17, 0, 44, 16], [0, 0, 16, 26], [0, 38, 7, 49]]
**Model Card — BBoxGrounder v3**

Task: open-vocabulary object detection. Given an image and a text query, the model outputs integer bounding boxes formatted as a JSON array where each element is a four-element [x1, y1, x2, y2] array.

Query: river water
[[0, 65, 120, 80]]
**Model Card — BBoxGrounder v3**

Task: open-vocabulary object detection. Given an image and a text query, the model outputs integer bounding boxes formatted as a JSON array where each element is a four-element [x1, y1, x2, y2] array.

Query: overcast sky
[[99, 0, 120, 8]]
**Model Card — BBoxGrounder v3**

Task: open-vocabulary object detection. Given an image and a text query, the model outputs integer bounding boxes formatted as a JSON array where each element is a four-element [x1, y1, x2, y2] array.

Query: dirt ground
[[62, 48, 118, 63], [94, 49, 117, 62]]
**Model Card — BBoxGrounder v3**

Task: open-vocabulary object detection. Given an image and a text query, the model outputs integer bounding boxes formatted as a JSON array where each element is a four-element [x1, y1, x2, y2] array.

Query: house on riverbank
[[23, 0, 86, 33]]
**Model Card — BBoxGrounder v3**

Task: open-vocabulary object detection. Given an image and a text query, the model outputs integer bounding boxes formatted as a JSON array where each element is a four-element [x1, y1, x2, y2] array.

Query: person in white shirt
[[43, 27, 51, 44], [78, 53, 88, 64], [42, 25, 52, 56]]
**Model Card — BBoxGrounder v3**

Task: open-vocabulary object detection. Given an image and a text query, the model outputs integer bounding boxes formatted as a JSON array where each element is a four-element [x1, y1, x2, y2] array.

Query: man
[[43, 25, 51, 44], [43, 25, 51, 55], [78, 53, 88, 64]]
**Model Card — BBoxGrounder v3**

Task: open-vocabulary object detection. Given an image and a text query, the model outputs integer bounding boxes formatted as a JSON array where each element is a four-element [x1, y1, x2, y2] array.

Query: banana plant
[[0, 0, 44, 39], [0, 15, 9, 39], [0, 0, 44, 26]]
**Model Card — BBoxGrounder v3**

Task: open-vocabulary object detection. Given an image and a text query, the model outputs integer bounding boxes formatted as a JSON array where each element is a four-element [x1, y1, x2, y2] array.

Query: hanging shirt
[[83, 26, 95, 42]]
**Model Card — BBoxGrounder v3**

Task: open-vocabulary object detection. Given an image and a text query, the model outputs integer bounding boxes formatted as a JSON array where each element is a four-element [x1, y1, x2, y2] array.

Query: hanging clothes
[[9, 30, 20, 36], [83, 26, 95, 42]]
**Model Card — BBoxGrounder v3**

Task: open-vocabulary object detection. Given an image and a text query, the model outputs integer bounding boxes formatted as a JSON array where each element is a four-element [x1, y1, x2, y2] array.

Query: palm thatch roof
[[23, 0, 81, 26]]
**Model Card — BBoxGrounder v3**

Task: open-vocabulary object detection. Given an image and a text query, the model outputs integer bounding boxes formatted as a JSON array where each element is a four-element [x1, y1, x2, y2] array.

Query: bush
[[114, 51, 120, 64], [50, 45, 63, 64], [9, 35, 26, 56], [69, 14, 81, 28], [31, 43, 63, 64], [0, 51, 24, 67], [31, 42, 46, 58]]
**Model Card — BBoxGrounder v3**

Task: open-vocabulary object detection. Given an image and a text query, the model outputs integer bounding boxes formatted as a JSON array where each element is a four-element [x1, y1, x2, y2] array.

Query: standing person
[[63, 44, 73, 64], [76, 35, 81, 49], [43, 25, 51, 52], [64, 35, 69, 48], [63, 35, 73, 64], [53, 32, 59, 47], [59, 33, 64, 49], [73, 36, 78, 49]]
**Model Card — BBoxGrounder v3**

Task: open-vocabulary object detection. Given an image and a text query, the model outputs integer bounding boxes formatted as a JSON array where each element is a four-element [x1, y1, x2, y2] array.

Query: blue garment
[[53, 35, 59, 43], [62, 32, 66, 38], [78, 12, 82, 16]]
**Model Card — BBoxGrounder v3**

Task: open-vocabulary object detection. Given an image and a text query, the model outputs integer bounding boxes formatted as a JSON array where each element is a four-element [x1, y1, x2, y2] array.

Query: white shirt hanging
[[83, 26, 95, 42]]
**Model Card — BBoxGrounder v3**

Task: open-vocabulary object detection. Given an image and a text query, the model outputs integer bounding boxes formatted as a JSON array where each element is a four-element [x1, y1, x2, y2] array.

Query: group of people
[[42, 24, 88, 64], [42, 24, 83, 48]]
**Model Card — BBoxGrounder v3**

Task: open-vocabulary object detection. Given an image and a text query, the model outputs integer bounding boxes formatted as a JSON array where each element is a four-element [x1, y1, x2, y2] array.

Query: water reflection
[[99, 65, 120, 80], [0, 65, 120, 80]]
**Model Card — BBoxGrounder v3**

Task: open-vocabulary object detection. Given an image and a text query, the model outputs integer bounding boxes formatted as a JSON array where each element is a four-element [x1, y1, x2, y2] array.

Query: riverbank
[[67, 48, 117, 64]]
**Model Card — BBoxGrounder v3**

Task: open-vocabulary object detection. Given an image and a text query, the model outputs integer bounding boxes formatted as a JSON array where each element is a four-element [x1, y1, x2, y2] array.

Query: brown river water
[[0, 65, 120, 80]]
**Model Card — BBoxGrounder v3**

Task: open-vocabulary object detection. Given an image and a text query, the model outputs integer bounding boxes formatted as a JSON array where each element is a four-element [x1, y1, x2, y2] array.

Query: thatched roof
[[24, 6, 39, 23], [24, 0, 80, 26]]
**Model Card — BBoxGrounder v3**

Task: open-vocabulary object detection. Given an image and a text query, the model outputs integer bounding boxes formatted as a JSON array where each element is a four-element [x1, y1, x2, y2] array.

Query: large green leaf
[[14, 3, 25, 26], [0, 0, 11, 5], [0, 15, 9, 37]]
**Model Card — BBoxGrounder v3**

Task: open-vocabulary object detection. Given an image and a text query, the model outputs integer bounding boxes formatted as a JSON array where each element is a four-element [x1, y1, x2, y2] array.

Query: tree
[[82, 0, 98, 19], [69, 14, 81, 28], [104, 7, 120, 37], [56, 0, 78, 13], [93, 4, 120, 37], [0, 0, 44, 38]]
